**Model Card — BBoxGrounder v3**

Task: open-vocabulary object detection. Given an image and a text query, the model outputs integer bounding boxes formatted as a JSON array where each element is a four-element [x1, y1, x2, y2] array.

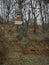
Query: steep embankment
[[0, 24, 49, 65]]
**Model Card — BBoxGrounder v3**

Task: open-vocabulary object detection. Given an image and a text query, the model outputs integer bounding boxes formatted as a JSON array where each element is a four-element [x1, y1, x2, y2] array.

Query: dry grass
[[0, 24, 49, 65]]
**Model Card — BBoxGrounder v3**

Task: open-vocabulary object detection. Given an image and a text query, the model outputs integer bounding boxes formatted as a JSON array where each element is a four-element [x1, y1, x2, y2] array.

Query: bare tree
[[0, 0, 17, 23], [30, 0, 38, 33], [38, 0, 49, 32], [38, 0, 45, 32]]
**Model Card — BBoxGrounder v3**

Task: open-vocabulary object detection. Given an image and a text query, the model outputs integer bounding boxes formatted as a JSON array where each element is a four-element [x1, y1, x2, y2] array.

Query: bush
[[19, 25, 28, 37], [16, 34, 23, 40]]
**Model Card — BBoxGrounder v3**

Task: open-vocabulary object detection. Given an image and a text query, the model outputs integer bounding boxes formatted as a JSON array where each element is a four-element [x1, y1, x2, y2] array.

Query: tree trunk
[[38, 0, 45, 32], [30, 0, 37, 33]]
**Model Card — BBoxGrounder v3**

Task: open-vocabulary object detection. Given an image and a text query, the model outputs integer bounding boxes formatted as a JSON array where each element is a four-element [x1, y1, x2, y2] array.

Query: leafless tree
[[0, 0, 18, 23], [30, 0, 38, 33]]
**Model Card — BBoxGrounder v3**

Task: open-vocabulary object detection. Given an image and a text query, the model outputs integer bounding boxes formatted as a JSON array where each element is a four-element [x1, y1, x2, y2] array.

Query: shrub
[[16, 34, 23, 40]]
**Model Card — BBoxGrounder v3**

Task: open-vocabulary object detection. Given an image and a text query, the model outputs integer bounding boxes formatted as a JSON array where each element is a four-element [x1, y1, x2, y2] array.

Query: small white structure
[[14, 13, 22, 25], [14, 21, 22, 24]]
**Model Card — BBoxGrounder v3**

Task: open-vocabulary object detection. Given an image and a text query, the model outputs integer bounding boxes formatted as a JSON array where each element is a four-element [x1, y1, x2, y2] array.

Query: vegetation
[[0, 0, 49, 65]]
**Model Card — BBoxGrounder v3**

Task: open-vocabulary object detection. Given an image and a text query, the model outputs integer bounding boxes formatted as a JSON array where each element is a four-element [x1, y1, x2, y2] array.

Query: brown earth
[[0, 24, 49, 65]]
